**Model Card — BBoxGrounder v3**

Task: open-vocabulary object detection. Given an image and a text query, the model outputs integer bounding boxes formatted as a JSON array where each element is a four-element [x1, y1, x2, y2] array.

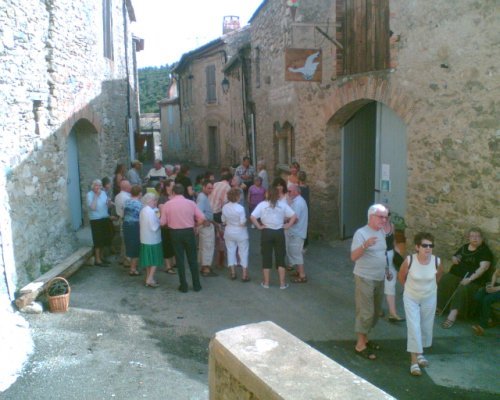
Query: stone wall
[[248, 0, 499, 257], [209, 321, 394, 400], [0, 0, 138, 293]]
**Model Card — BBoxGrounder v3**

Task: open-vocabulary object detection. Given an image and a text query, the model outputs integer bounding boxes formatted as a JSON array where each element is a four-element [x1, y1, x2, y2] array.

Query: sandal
[[201, 270, 218, 277], [164, 268, 177, 275], [145, 282, 159, 288], [410, 364, 422, 376], [366, 341, 381, 351], [442, 319, 455, 329], [241, 276, 251, 282], [292, 276, 308, 283], [471, 325, 485, 336], [354, 347, 376, 360], [416, 355, 428, 367], [129, 270, 140, 276], [388, 315, 405, 322]]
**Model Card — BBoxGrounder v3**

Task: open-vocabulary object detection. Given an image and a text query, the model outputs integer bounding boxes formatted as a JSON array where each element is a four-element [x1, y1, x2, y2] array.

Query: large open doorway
[[340, 102, 407, 238]]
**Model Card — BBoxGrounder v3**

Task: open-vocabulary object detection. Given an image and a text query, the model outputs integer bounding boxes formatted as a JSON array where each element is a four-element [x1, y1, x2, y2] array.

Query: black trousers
[[169, 228, 201, 290]]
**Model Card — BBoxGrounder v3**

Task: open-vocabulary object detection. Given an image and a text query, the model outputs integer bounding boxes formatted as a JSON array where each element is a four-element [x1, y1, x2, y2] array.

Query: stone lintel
[[209, 321, 394, 400]]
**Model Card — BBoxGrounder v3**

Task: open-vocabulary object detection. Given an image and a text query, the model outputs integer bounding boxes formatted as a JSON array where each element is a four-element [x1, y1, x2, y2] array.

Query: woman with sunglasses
[[438, 228, 493, 329], [398, 232, 443, 376]]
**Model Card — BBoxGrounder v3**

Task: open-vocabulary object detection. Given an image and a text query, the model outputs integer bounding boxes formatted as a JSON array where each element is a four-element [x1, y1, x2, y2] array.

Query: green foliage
[[48, 279, 69, 296], [391, 212, 407, 231], [139, 65, 172, 113]]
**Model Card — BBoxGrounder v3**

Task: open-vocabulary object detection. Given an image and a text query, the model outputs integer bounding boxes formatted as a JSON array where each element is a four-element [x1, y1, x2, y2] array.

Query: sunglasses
[[420, 243, 434, 248]]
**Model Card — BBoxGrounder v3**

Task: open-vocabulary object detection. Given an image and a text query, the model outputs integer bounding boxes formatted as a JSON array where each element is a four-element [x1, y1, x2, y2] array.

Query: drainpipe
[[122, 0, 135, 161]]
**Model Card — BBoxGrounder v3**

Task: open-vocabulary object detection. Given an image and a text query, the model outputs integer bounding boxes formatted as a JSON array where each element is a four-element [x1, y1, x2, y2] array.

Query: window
[[206, 65, 216, 103], [274, 122, 294, 168], [336, 0, 390, 75], [103, 0, 114, 60]]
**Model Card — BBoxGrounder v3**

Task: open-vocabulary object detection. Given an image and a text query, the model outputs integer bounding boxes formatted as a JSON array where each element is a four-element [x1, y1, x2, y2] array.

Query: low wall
[[209, 321, 394, 400]]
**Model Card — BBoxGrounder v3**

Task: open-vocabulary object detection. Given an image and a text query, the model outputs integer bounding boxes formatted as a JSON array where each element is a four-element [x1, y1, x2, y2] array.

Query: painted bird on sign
[[287, 51, 320, 80]]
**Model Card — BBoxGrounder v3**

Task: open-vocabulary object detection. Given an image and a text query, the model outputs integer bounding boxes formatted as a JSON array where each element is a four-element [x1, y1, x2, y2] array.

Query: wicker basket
[[47, 277, 71, 313]]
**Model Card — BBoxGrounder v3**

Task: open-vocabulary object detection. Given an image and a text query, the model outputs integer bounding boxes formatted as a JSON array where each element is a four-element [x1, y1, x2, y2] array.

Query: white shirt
[[251, 200, 295, 230], [222, 202, 248, 240], [351, 225, 386, 281], [289, 195, 308, 239], [146, 168, 167, 179], [404, 255, 439, 301], [114, 191, 131, 218], [139, 206, 161, 245], [258, 169, 269, 190]]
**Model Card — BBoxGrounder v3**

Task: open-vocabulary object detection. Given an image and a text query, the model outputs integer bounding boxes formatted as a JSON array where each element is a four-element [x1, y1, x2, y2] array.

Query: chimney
[[223, 16, 240, 34]]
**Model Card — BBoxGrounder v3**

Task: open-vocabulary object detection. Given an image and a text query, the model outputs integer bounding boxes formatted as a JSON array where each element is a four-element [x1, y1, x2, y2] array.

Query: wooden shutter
[[336, 0, 389, 75], [206, 65, 216, 103]]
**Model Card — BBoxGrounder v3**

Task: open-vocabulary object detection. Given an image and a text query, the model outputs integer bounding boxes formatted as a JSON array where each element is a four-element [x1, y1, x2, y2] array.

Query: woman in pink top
[[247, 176, 266, 215]]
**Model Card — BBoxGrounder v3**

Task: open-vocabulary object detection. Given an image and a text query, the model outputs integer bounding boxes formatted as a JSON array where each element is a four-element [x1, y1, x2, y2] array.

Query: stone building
[[159, 79, 184, 161], [245, 0, 498, 257], [170, 27, 252, 168], [0, 0, 141, 304]]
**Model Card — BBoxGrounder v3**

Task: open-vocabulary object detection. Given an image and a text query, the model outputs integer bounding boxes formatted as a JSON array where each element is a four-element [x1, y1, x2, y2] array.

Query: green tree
[[139, 65, 171, 113]]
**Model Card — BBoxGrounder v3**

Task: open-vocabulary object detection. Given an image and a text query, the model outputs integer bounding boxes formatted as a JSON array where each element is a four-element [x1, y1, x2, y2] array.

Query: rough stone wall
[[249, 0, 499, 256], [0, 0, 137, 291], [181, 49, 229, 166], [178, 28, 251, 168]]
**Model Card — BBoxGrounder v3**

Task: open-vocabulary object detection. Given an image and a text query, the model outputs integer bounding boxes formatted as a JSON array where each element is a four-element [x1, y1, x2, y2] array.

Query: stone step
[[15, 247, 93, 310]]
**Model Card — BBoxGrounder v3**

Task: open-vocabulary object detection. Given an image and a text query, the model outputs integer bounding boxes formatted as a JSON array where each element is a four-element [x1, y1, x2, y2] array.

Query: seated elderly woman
[[438, 228, 494, 328], [471, 266, 500, 336]]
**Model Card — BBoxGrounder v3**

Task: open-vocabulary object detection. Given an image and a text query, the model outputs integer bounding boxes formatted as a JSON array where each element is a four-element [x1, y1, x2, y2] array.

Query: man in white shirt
[[196, 181, 216, 277], [114, 180, 132, 265], [350, 203, 389, 361], [146, 159, 167, 184], [286, 184, 308, 283]]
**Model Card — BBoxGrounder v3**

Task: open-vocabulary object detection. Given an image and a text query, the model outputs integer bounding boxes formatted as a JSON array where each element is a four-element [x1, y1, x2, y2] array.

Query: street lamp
[[221, 77, 230, 94]]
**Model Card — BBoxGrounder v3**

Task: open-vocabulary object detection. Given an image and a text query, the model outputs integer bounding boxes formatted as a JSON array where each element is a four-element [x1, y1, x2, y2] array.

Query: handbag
[[393, 251, 404, 271]]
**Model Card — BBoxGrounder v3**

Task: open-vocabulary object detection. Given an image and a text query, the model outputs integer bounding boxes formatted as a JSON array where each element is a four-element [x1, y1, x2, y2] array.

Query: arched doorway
[[340, 101, 407, 238], [67, 119, 100, 230]]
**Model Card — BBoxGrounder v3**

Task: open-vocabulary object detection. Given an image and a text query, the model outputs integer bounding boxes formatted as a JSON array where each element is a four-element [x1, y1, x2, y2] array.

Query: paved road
[[3, 227, 499, 399]]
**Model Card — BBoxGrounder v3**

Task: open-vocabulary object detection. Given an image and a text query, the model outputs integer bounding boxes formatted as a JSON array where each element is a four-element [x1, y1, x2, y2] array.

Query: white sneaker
[[280, 284, 289, 290], [260, 282, 269, 289]]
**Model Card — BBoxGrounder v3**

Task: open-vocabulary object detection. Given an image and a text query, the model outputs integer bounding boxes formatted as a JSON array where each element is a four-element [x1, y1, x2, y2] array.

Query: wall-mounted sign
[[285, 49, 322, 82]]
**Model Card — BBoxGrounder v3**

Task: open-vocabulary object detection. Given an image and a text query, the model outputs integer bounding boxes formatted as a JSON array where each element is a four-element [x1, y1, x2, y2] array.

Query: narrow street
[[2, 224, 498, 399]]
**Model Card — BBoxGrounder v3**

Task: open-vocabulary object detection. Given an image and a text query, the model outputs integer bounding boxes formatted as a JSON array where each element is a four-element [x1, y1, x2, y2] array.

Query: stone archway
[[323, 75, 416, 238]]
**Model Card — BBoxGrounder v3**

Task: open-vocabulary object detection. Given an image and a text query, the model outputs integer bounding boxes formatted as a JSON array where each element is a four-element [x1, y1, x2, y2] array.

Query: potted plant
[[391, 212, 407, 244], [46, 277, 71, 313]]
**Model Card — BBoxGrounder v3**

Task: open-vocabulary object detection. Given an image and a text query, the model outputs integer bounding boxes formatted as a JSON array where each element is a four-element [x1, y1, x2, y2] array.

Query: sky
[[132, 0, 264, 68]]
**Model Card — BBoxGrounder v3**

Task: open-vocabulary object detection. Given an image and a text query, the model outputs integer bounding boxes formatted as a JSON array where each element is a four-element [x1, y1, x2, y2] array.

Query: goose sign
[[285, 48, 322, 82]]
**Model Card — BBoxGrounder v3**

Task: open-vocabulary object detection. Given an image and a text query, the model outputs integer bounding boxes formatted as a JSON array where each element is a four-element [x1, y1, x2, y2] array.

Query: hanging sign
[[285, 49, 322, 82]]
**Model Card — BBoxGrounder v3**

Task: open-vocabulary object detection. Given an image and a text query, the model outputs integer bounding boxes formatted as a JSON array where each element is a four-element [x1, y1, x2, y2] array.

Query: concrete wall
[[209, 321, 394, 400], [0, 0, 138, 296], [248, 0, 499, 256]]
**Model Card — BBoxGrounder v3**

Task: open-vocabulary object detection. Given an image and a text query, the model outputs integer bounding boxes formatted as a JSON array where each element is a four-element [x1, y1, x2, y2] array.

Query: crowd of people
[[86, 159, 498, 376], [86, 158, 310, 293]]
